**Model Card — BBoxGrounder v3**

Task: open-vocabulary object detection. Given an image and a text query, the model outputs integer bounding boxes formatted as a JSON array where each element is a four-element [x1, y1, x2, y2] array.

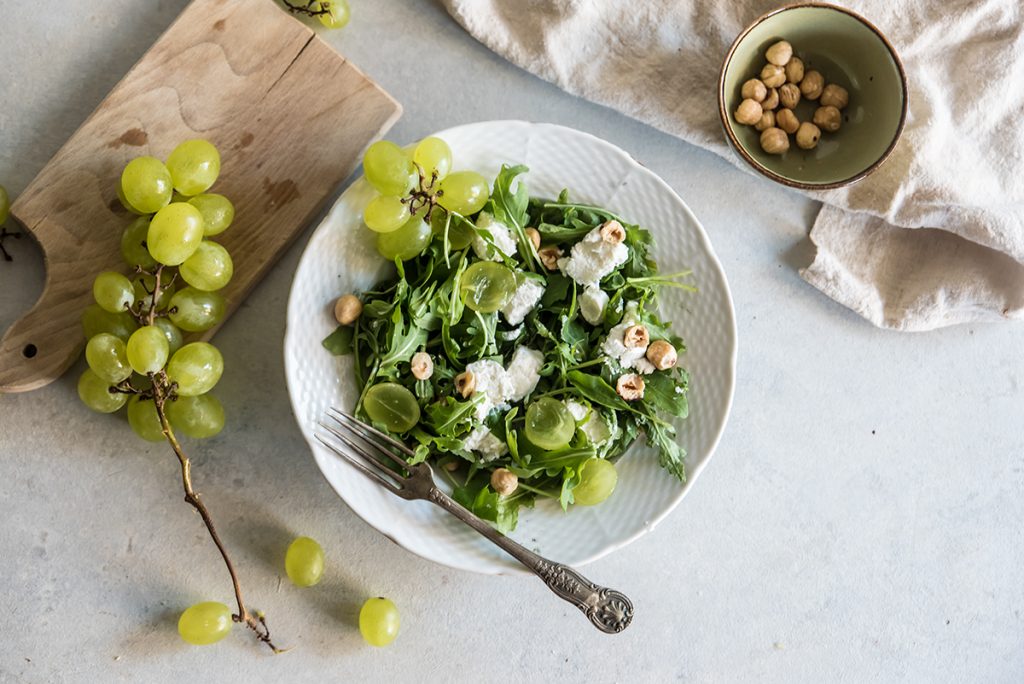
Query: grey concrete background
[[1, 1, 1022, 682]]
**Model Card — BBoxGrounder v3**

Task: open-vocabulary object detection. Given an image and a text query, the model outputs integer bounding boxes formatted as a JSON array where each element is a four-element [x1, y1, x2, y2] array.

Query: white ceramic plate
[[284, 121, 737, 575]]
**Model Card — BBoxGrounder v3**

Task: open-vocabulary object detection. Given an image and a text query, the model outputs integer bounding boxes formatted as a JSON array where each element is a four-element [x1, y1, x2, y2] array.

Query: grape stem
[[0, 226, 21, 262], [280, 0, 332, 17], [403, 164, 443, 220]]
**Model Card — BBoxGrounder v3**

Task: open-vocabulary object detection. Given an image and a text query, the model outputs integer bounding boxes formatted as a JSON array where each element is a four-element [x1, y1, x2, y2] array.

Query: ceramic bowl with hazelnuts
[[717, 2, 908, 189]]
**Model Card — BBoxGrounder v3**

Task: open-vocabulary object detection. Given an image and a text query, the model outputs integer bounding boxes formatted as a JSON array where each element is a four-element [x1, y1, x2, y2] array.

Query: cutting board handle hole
[[22, 344, 37, 359]]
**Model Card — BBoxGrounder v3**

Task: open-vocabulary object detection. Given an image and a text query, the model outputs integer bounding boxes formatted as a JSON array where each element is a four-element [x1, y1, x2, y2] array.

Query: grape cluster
[[78, 139, 233, 442]]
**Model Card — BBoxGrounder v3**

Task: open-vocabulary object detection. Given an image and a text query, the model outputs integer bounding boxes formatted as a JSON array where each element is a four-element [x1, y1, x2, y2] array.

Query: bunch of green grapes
[[281, 0, 350, 28], [79, 138, 234, 442], [360, 136, 490, 261]]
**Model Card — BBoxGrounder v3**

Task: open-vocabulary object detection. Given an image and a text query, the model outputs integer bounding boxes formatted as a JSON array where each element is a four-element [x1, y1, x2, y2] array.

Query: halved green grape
[[85, 333, 131, 384], [359, 597, 400, 647], [376, 215, 431, 260], [127, 396, 165, 442], [120, 216, 156, 268], [187, 193, 234, 236], [285, 536, 325, 587], [167, 394, 225, 439], [166, 139, 220, 196], [177, 601, 232, 646], [437, 171, 489, 215], [572, 458, 618, 506], [459, 261, 515, 313], [413, 137, 452, 181], [363, 141, 415, 197], [147, 202, 205, 266], [180, 241, 233, 291], [77, 369, 128, 413], [0, 184, 9, 224], [93, 271, 135, 313], [316, 0, 350, 28], [121, 156, 173, 214], [132, 273, 176, 310], [364, 195, 411, 233], [430, 210, 475, 249], [525, 398, 577, 450], [363, 382, 420, 433], [82, 304, 138, 341], [126, 325, 170, 375], [168, 287, 226, 332], [154, 317, 184, 356], [166, 342, 223, 396]]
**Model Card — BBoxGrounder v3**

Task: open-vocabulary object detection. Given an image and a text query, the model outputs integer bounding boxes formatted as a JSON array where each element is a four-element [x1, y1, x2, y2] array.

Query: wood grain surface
[[0, 0, 401, 393]]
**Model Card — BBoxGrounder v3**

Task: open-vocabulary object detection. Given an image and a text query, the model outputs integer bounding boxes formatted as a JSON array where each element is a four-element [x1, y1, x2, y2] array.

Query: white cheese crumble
[[566, 400, 612, 445], [579, 285, 609, 325], [462, 426, 508, 461], [472, 212, 518, 261], [505, 347, 544, 401], [565, 400, 589, 422], [601, 301, 655, 374], [501, 277, 545, 326], [465, 347, 544, 420], [556, 226, 629, 287]]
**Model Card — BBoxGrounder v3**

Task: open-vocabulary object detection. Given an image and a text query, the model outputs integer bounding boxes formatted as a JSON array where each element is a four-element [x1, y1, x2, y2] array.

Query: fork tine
[[314, 434, 402, 494], [328, 408, 416, 464], [318, 421, 405, 480]]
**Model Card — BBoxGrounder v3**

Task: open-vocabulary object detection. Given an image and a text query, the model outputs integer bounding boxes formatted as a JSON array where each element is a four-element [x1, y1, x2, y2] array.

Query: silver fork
[[316, 408, 634, 634]]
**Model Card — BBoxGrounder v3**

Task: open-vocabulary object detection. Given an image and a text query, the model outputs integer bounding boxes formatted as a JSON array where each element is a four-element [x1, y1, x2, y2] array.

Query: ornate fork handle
[[428, 487, 634, 634]]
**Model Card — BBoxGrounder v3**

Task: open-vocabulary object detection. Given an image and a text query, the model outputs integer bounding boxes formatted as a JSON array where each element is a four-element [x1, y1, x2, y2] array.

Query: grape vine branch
[[280, 0, 332, 17], [0, 226, 20, 262]]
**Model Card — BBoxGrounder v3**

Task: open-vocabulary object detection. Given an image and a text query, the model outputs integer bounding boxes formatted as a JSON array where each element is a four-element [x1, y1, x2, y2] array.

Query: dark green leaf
[[321, 325, 354, 356]]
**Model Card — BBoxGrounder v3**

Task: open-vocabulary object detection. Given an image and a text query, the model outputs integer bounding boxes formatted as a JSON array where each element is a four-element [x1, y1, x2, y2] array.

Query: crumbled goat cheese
[[505, 347, 544, 401], [465, 347, 544, 420], [501, 277, 545, 326], [472, 212, 518, 261], [580, 285, 609, 325], [565, 400, 589, 422], [462, 427, 508, 461], [602, 301, 655, 374], [566, 400, 611, 445], [556, 226, 629, 287]]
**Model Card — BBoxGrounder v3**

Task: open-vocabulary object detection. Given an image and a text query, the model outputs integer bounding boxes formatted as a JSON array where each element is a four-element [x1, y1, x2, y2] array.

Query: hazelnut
[[776, 108, 800, 134], [444, 460, 460, 472], [819, 84, 849, 109], [785, 56, 805, 84], [615, 373, 645, 401], [754, 110, 776, 132], [762, 87, 779, 111], [778, 83, 801, 109], [490, 468, 518, 496], [334, 294, 362, 325], [740, 78, 767, 102], [800, 70, 824, 100], [759, 127, 790, 155], [795, 121, 821, 150], [734, 98, 763, 126], [765, 40, 793, 66], [813, 105, 842, 132], [410, 351, 433, 380], [537, 245, 562, 271], [599, 220, 626, 244], [646, 340, 677, 371], [525, 227, 542, 250], [623, 325, 649, 349], [760, 63, 786, 88], [454, 371, 476, 398]]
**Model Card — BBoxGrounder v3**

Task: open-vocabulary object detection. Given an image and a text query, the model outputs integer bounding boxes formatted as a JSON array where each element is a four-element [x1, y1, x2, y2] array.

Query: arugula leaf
[[488, 164, 537, 270], [426, 396, 480, 435], [645, 422, 686, 481], [566, 371, 630, 411], [559, 464, 584, 511], [377, 306, 427, 377], [322, 325, 354, 356], [642, 372, 689, 418]]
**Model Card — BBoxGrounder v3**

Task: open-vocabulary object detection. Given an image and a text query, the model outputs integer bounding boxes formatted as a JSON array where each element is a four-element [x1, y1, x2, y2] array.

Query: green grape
[[572, 458, 618, 506], [116, 183, 144, 216], [132, 273, 176, 310], [85, 333, 131, 384], [285, 536, 325, 587], [376, 215, 431, 260], [363, 141, 415, 197], [168, 287, 226, 332], [127, 396, 165, 442], [525, 398, 577, 450], [126, 325, 170, 374], [167, 394, 225, 439], [92, 271, 135, 313], [177, 601, 232, 646], [363, 383, 420, 433], [166, 139, 221, 196], [180, 241, 233, 291], [430, 210, 475, 249], [120, 216, 156, 268], [166, 342, 223, 396], [437, 171, 489, 215], [77, 369, 128, 413], [459, 261, 515, 313], [413, 137, 452, 181], [359, 597, 400, 647], [154, 317, 184, 356], [120, 156, 173, 214], [82, 304, 138, 341], [187, 193, 234, 236], [363, 195, 411, 233], [316, 0, 350, 28], [0, 184, 10, 224], [147, 202, 205, 266]]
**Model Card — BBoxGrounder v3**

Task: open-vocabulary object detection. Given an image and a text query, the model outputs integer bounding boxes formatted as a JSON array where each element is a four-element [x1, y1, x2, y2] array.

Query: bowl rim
[[717, 1, 909, 190]]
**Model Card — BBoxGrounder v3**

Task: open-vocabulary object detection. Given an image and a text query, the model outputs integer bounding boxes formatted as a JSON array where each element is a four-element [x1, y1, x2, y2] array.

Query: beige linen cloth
[[442, 0, 1024, 331]]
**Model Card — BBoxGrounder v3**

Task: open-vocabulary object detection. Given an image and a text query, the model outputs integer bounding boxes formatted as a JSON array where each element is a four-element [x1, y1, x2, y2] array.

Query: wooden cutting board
[[0, 0, 400, 393]]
